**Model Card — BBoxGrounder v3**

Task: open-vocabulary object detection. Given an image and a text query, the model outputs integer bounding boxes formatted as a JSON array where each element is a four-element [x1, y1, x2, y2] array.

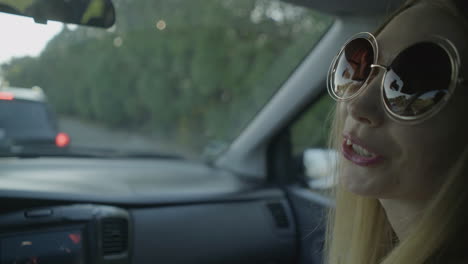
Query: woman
[[324, 0, 468, 263]]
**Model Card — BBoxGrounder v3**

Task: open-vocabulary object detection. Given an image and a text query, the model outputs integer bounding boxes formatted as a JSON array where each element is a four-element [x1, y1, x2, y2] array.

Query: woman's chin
[[340, 169, 388, 198]]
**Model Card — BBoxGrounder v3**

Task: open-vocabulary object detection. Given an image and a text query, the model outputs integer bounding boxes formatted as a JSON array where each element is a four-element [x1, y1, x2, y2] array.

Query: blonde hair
[[323, 1, 468, 263]]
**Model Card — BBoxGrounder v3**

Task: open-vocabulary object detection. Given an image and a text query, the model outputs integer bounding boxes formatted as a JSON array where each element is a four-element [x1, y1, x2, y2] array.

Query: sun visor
[[281, 0, 405, 16]]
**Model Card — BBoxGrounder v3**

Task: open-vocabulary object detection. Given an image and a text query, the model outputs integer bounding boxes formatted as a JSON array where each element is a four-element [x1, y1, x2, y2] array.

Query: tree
[[1, 0, 332, 154]]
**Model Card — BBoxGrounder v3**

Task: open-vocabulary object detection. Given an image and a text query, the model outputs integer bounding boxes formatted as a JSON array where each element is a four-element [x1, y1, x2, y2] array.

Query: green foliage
[[1, 0, 333, 155], [291, 95, 335, 154]]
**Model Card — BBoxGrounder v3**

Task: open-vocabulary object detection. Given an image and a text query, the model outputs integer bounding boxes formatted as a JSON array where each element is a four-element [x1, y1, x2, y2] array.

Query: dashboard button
[[25, 209, 53, 218]]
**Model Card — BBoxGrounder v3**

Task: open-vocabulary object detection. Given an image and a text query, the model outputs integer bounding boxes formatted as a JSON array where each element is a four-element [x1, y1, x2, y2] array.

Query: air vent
[[102, 218, 128, 256], [267, 202, 290, 228]]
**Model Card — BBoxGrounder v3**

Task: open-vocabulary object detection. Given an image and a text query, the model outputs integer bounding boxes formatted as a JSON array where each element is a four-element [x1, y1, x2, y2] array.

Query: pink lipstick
[[341, 135, 384, 166]]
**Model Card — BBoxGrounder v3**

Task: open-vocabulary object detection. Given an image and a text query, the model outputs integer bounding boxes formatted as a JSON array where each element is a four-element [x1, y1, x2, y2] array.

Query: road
[[58, 117, 174, 153]]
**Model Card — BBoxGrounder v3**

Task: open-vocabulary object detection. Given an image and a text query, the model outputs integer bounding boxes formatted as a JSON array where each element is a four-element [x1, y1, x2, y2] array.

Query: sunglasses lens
[[383, 42, 452, 117], [332, 37, 374, 99]]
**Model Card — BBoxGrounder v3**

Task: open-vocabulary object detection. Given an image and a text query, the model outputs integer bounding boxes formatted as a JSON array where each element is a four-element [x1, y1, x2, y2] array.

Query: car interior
[[0, 0, 404, 263]]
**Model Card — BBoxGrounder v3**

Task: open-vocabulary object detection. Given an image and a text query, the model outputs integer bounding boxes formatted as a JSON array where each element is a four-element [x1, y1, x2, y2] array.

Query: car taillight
[[55, 132, 70, 148], [0, 92, 14, 100]]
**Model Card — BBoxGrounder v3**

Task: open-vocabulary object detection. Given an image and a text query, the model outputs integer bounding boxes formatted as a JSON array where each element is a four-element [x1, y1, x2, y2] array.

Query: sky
[[0, 13, 62, 63]]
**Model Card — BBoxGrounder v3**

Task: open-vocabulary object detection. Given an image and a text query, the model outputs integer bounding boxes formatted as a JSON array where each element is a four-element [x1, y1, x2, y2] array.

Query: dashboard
[[0, 204, 130, 264], [0, 158, 301, 264]]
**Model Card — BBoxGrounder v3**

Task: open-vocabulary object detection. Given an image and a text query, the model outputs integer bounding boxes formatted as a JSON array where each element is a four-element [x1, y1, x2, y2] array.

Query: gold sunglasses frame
[[327, 32, 465, 124]]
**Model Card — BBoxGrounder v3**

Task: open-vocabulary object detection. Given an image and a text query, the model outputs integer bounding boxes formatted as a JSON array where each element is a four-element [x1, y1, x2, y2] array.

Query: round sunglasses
[[327, 32, 466, 124]]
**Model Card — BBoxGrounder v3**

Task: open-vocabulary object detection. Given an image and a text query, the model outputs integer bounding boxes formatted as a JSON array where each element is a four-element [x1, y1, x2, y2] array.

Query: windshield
[[0, 0, 332, 159]]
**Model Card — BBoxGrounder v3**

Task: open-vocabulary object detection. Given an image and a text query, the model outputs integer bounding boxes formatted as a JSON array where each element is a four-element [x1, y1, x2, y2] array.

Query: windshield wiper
[[70, 146, 184, 159], [0, 144, 184, 160]]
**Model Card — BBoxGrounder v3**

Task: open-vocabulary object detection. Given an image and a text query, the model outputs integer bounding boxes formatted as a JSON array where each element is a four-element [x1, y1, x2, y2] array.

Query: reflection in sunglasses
[[329, 33, 459, 122], [334, 57, 367, 97], [385, 87, 447, 116]]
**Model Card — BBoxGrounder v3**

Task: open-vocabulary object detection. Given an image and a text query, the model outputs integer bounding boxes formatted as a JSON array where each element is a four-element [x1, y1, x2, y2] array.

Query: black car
[[0, 86, 70, 150]]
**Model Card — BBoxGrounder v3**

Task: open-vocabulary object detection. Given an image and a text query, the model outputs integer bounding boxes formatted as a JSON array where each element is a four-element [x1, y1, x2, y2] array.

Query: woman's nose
[[346, 73, 385, 127]]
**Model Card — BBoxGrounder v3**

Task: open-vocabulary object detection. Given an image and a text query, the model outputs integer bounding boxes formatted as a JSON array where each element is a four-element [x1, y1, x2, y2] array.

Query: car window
[[291, 95, 334, 155], [291, 94, 336, 193], [0, 0, 333, 159]]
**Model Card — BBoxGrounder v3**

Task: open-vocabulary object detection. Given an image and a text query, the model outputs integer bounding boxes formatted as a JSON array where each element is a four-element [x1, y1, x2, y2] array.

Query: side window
[[292, 95, 334, 154], [291, 94, 336, 193]]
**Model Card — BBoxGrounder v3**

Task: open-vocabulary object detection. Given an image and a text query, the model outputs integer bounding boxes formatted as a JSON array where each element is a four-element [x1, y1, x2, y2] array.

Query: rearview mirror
[[0, 0, 115, 28]]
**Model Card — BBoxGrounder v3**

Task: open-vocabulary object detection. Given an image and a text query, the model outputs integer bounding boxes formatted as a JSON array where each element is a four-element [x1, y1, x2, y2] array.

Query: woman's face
[[339, 3, 468, 200]]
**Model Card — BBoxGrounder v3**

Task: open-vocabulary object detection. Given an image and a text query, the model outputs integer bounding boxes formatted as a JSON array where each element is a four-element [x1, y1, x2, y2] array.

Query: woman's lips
[[341, 135, 384, 166]]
